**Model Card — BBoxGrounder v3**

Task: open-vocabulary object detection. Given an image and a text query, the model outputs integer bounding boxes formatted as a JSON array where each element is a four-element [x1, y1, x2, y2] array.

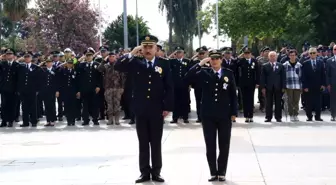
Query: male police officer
[[0, 48, 19, 127], [76, 48, 102, 126], [17, 51, 42, 127], [56, 59, 78, 126], [185, 49, 237, 182], [114, 35, 174, 183], [169, 46, 191, 123]]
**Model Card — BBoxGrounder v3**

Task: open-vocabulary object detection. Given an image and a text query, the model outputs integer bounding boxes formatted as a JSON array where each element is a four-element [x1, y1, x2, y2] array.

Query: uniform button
[[215, 94, 217, 96], [7, 80, 9, 82], [216, 83, 218, 86], [215, 99, 218, 102], [149, 81, 151, 84], [25, 83, 27, 85], [149, 75, 151, 78], [215, 89, 218, 91], [148, 88, 151, 91], [147, 96, 150, 98]]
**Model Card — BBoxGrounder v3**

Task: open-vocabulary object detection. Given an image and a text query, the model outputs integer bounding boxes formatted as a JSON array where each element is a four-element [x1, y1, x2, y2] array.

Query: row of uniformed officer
[[114, 35, 174, 183], [185, 49, 237, 182]]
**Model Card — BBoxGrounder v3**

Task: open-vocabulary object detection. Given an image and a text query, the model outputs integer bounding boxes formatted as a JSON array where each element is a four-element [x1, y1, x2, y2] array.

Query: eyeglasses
[[309, 52, 316, 54]]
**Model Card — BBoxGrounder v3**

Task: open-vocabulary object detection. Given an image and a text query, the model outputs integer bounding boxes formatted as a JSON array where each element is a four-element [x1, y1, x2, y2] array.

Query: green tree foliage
[[103, 14, 150, 50], [201, 0, 316, 50]]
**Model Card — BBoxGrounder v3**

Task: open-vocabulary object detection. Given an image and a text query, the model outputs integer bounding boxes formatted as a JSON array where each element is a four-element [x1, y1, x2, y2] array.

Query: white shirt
[[146, 57, 156, 68], [47, 67, 53, 72], [25, 63, 32, 69], [213, 68, 222, 78], [246, 58, 251, 64], [8, 60, 13, 66]]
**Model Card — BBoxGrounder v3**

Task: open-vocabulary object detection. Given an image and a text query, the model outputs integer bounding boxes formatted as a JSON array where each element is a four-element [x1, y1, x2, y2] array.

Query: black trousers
[[57, 96, 64, 118], [76, 98, 82, 119], [237, 88, 243, 110], [15, 97, 21, 120], [99, 88, 106, 118], [265, 87, 282, 120], [136, 114, 163, 176], [121, 88, 132, 118], [173, 86, 190, 120], [1, 92, 18, 122], [82, 91, 99, 122], [258, 86, 265, 110], [41, 92, 57, 122], [20, 92, 37, 126], [304, 89, 322, 119], [194, 88, 202, 120], [241, 86, 255, 118], [202, 116, 232, 176], [64, 91, 77, 123], [37, 94, 44, 118]]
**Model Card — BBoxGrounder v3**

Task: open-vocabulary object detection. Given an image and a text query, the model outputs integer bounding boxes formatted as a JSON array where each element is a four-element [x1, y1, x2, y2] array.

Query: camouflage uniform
[[98, 61, 125, 124]]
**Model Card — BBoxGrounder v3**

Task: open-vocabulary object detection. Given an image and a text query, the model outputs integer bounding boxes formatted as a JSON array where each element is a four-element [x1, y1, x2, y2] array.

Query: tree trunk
[[168, 0, 173, 53], [231, 39, 237, 56], [188, 35, 193, 58]]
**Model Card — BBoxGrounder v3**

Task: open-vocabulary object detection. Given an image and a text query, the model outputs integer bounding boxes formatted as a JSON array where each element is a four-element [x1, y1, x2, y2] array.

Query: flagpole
[[123, 0, 129, 49], [98, 0, 102, 46], [136, 0, 139, 46], [216, 0, 219, 48]]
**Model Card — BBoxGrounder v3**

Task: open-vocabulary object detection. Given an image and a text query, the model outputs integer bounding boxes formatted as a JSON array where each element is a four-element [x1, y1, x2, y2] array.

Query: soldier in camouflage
[[98, 51, 125, 125]]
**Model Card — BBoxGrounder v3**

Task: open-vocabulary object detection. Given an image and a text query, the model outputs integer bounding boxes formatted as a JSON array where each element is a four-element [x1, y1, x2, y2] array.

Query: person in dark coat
[[17, 52, 42, 127], [51, 51, 64, 121], [0, 48, 19, 127], [168, 46, 191, 123], [302, 47, 326, 121], [326, 45, 336, 121], [260, 51, 286, 122], [76, 48, 102, 126], [237, 47, 260, 122], [185, 49, 237, 182], [114, 35, 174, 183], [56, 59, 78, 126]]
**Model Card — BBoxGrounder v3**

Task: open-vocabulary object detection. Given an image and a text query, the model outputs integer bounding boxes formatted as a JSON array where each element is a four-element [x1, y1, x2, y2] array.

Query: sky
[[29, 0, 230, 48]]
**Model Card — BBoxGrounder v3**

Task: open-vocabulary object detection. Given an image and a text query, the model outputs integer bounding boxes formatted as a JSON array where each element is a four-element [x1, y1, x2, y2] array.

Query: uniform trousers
[[1, 92, 17, 122], [105, 88, 123, 118], [172, 86, 190, 120], [241, 86, 255, 118], [82, 91, 99, 122], [265, 87, 282, 120], [202, 116, 232, 176], [258, 86, 265, 110], [194, 88, 202, 120], [63, 90, 77, 123], [304, 88, 322, 119], [330, 87, 336, 118], [99, 88, 106, 118], [41, 92, 57, 122], [20, 92, 37, 126], [57, 96, 64, 118], [136, 114, 163, 176]]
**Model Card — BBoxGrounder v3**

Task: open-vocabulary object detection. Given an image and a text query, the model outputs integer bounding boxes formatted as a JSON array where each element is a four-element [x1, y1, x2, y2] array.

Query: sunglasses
[[309, 52, 316, 54]]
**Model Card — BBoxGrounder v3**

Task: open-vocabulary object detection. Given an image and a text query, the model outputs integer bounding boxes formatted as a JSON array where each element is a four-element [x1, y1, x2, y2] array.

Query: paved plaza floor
[[1, 93, 336, 185]]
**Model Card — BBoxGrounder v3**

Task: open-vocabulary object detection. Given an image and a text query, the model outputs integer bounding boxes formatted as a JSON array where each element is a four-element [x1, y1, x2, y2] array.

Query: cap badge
[[145, 36, 150, 41]]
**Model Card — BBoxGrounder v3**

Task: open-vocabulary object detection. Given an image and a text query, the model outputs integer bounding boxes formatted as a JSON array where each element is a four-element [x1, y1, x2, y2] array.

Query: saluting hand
[[199, 57, 210, 66], [56, 91, 60, 98], [231, 116, 236, 122], [131, 46, 143, 56]]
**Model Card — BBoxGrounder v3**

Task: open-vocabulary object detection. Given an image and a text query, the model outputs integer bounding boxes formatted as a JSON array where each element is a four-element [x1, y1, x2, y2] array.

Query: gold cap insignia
[[145, 36, 150, 41]]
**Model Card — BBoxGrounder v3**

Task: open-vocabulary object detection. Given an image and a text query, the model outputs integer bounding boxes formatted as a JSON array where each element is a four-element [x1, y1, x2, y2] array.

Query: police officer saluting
[[76, 48, 102, 126], [0, 48, 19, 127], [17, 51, 42, 127], [40, 58, 58, 126], [114, 35, 174, 183], [56, 59, 78, 126], [185, 49, 237, 182]]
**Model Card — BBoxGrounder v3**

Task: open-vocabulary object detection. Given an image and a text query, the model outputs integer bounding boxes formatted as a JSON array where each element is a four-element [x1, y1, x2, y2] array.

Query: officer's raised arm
[[114, 46, 143, 72]]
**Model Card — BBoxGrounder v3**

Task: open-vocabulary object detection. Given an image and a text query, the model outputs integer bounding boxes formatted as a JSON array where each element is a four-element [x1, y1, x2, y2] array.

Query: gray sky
[[29, 0, 230, 48]]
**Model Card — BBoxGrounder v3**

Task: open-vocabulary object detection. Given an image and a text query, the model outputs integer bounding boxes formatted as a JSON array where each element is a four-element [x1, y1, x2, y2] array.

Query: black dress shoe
[[31, 124, 37, 127], [315, 118, 323, 121], [331, 117, 336, 121], [58, 117, 63, 121], [264, 119, 271, 122], [76, 118, 81, 121], [276, 119, 282, 122], [15, 118, 20, 122], [135, 174, 150, 183], [245, 118, 249, 123], [208, 176, 218, 182], [196, 119, 201, 123], [93, 121, 100, 125], [44, 123, 54, 127], [152, 175, 165, 182], [98, 117, 105, 120], [218, 176, 226, 181], [183, 119, 189, 123], [20, 124, 29, 127], [306, 118, 313, 121], [82, 122, 89, 126], [122, 116, 130, 120], [7, 122, 13, 127], [249, 118, 254, 122], [129, 120, 135, 125], [170, 120, 177, 124], [0, 122, 7, 127]]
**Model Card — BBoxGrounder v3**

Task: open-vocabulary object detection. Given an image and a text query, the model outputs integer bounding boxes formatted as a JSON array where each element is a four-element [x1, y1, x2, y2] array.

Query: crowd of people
[[2, 34, 336, 182], [0, 40, 335, 128]]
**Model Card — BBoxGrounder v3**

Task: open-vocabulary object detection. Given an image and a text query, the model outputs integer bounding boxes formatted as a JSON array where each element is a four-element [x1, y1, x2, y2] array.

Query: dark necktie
[[215, 72, 220, 79], [148, 61, 153, 69], [26, 64, 29, 69], [272, 63, 275, 71], [313, 60, 316, 70]]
